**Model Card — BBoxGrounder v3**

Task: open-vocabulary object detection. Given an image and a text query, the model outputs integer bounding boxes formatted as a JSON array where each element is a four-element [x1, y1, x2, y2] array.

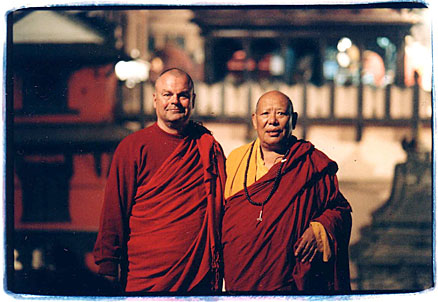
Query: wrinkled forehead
[[256, 95, 293, 113]]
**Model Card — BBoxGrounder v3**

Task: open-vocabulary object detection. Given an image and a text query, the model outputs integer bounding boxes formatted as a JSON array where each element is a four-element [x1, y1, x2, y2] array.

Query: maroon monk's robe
[[222, 138, 352, 292], [93, 122, 226, 292]]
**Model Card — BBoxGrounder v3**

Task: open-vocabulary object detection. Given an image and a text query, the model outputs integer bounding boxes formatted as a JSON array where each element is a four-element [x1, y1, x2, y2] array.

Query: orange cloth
[[225, 138, 267, 199]]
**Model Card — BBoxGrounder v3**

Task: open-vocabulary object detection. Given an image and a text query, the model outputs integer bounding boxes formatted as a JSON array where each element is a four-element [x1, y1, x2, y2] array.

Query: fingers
[[294, 239, 305, 257], [294, 228, 318, 263], [302, 245, 318, 263], [297, 241, 317, 263]]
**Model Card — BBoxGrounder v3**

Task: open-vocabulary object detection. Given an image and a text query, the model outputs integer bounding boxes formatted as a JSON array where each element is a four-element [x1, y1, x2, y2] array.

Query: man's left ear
[[291, 112, 298, 129], [191, 93, 196, 108]]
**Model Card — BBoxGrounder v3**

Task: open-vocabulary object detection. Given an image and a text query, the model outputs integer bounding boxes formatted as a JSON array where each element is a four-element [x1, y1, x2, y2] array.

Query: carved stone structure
[[351, 139, 433, 291]]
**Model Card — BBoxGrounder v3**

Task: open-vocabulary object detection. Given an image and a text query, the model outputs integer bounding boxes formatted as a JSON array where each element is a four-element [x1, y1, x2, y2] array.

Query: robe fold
[[93, 122, 226, 293], [222, 137, 352, 293]]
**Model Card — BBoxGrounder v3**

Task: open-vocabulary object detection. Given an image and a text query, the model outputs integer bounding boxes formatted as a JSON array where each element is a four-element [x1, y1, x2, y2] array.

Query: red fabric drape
[[94, 122, 225, 293], [222, 138, 352, 292], [126, 132, 224, 292]]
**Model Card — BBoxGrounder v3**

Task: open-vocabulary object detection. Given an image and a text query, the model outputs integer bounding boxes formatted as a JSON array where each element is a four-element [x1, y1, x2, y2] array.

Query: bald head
[[155, 68, 194, 93], [255, 90, 294, 114]]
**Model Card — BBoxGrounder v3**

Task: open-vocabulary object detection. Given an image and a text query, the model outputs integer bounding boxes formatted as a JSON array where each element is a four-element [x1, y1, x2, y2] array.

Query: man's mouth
[[266, 129, 282, 136], [167, 107, 183, 113]]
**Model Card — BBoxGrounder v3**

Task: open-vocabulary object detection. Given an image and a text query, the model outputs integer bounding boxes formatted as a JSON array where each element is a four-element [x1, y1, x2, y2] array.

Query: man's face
[[153, 72, 194, 132], [252, 93, 296, 150]]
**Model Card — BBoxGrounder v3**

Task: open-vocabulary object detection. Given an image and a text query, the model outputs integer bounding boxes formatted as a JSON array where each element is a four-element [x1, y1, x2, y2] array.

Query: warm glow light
[[115, 59, 150, 88], [151, 57, 164, 74], [405, 35, 432, 91], [337, 37, 352, 52], [233, 50, 247, 60], [337, 52, 351, 68], [427, 105, 432, 117], [270, 54, 285, 75]]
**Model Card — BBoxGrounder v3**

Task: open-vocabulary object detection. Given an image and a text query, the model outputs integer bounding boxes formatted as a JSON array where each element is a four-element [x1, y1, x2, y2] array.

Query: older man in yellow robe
[[222, 90, 352, 293]]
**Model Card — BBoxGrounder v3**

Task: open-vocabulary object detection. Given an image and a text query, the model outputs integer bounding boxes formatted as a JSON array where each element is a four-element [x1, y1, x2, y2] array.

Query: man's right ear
[[153, 93, 157, 109], [251, 113, 258, 130]]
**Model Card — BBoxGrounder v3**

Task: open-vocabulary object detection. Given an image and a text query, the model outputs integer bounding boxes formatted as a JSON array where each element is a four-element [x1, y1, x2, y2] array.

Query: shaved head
[[155, 68, 194, 93], [255, 91, 294, 114]]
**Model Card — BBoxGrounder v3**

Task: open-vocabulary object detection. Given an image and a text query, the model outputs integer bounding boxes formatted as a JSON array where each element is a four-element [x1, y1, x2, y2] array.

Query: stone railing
[[117, 77, 431, 141]]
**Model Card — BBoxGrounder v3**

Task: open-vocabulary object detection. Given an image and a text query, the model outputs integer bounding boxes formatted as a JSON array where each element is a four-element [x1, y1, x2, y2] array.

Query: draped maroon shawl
[[93, 122, 225, 293], [222, 138, 352, 293]]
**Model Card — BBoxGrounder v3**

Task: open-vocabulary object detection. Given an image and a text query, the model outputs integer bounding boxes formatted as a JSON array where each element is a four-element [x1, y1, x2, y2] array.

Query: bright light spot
[[115, 59, 151, 87], [32, 248, 44, 270], [270, 55, 285, 75], [14, 249, 23, 271], [337, 52, 351, 68], [337, 37, 352, 52], [377, 37, 390, 48], [130, 48, 141, 59], [405, 38, 432, 91], [427, 105, 432, 117], [151, 57, 164, 74]]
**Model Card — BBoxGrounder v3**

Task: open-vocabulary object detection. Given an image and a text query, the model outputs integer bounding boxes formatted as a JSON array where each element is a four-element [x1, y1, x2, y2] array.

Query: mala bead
[[243, 141, 290, 221]]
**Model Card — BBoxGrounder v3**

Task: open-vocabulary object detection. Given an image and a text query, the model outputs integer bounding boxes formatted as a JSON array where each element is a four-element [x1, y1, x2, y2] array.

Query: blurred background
[[7, 3, 432, 296]]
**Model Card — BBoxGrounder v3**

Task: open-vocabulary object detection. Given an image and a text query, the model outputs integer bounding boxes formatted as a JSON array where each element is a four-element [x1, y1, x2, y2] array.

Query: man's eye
[[261, 112, 269, 115]]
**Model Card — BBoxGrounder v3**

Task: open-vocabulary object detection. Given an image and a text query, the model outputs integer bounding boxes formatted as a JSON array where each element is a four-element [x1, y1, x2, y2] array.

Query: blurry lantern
[[115, 59, 151, 88]]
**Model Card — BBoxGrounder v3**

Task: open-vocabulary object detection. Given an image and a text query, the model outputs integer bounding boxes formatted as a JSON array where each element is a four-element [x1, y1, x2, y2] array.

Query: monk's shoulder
[[114, 124, 156, 154], [227, 142, 252, 163], [186, 121, 212, 138], [304, 142, 338, 175]]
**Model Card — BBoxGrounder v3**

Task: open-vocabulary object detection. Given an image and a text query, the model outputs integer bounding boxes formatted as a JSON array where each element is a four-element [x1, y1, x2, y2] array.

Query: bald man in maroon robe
[[93, 68, 226, 293], [222, 91, 352, 293]]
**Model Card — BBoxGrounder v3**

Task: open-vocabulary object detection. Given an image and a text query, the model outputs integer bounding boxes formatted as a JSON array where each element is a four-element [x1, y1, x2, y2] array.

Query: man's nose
[[169, 94, 180, 104], [268, 113, 278, 124]]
